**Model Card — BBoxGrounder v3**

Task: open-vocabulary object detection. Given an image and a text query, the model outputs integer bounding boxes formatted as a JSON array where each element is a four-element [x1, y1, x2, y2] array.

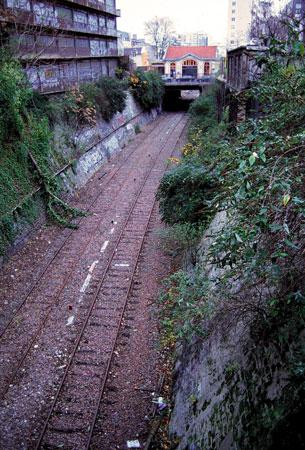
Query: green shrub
[[0, 56, 31, 146], [188, 87, 218, 132], [0, 54, 86, 255], [92, 76, 127, 121], [156, 158, 217, 225], [129, 70, 164, 110], [32, 76, 128, 126], [157, 223, 205, 257], [159, 270, 213, 343]]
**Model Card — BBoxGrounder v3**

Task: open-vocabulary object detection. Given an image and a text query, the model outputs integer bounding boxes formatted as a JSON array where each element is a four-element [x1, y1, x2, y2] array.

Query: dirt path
[[0, 112, 188, 450]]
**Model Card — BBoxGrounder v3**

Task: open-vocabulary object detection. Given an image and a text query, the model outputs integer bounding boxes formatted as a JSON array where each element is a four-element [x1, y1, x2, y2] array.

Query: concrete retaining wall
[[1, 94, 159, 263], [56, 93, 159, 191]]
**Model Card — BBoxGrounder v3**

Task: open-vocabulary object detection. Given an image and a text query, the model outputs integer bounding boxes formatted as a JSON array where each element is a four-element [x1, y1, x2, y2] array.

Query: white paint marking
[[100, 241, 109, 253], [89, 260, 99, 273], [127, 441, 141, 449], [80, 274, 92, 293], [115, 263, 130, 267], [110, 228, 115, 234], [66, 315, 75, 326]]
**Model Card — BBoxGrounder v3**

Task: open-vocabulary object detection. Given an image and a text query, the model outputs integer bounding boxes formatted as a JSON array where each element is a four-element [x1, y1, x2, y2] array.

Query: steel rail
[[0, 113, 166, 341], [0, 114, 177, 403], [34, 113, 186, 450], [86, 116, 188, 450]]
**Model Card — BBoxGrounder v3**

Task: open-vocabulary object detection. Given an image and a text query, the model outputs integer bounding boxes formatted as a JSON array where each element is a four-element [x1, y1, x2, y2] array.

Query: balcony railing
[[27, 63, 117, 94], [164, 75, 215, 85], [57, 18, 118, 37], [63, 0, 121, 16], [3, 8, 118, 38], [19, 44, 118, 60]]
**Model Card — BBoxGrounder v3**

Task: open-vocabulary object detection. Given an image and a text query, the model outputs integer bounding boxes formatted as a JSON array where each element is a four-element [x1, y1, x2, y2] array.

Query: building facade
[[123, 46, 150, 68], [164, 46, 219, 79], [227, 0, 254, 49], [290, 0, 305, 40], [176, 32, 209, 47], [0, 0, 120, 93], [118, 31, 156, 69], [289, 0, 305, 14]]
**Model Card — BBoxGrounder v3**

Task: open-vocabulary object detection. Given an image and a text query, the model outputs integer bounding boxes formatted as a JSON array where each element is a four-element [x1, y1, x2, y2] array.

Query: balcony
[[57, 18, 118, 37], [63, 0, 121, 16], [26, 58, 118, 94], [3, 8, 118, 38], [19, 44, 119, 60]]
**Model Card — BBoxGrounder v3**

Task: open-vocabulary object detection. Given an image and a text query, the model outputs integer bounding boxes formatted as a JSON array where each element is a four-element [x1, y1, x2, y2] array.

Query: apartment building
[[290, 0, 305, 40], [289, 0, 305, 13], [176, 32, 209, 47], [227, 0, 253, 49], [0, 0, 120, 93]]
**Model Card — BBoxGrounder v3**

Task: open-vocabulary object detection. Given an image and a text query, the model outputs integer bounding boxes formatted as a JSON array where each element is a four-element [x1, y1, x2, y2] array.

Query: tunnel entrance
[[163, 89, 200, 111]]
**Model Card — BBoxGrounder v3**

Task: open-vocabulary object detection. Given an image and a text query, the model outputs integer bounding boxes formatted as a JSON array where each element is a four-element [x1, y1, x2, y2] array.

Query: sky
[[116, 0, 290, 45], [116, 0, 229, 44]]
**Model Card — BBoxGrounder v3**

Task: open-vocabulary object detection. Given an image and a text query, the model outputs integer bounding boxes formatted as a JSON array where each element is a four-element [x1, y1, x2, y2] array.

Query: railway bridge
[[163, 77, 216, 109], [164, 76, 215, 93]]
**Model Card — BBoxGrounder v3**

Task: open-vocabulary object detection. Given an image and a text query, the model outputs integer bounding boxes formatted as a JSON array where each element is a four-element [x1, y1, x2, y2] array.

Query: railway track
[[0, 113, 166, 339], [34, 114, 187, 450], [0, 112, 187, 449], [0, 114, 180, 402]]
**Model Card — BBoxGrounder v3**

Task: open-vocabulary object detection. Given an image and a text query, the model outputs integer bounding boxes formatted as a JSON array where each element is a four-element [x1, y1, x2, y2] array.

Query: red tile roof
[[165, 46, 217, 60]]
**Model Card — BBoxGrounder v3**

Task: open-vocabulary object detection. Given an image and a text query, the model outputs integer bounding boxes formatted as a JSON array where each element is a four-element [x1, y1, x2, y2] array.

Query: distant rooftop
[[164, 46, 218, 60]]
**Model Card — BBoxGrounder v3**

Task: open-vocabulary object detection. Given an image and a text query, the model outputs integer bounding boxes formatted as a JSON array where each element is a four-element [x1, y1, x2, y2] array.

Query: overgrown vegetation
[[0, 55, 85, 255], [159, 270, 213, 345], [188, 86, 218, 132], [157, 222, 204, 258], [0, 50, 164, 256], [158, 36, 305, 338], [129, 69, 164, 110], [157, 157, 217, 225], [157, 22, 305, 450], [32, 76, 127, 126], [80, 76, 127, 122]]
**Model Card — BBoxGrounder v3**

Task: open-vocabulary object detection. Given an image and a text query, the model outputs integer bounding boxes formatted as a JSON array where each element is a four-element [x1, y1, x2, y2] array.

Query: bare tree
[[250, 0, 305, 46], [144, 16, 175, 60], [250, 1, 283, 45]]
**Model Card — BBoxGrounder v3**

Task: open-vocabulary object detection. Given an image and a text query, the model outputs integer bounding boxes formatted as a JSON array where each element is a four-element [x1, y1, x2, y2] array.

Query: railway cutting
[[0, 112, 188, 450]]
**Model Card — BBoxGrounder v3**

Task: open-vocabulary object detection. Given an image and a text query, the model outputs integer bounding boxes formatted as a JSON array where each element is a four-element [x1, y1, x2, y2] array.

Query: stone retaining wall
[[1, 94, 159, 263]]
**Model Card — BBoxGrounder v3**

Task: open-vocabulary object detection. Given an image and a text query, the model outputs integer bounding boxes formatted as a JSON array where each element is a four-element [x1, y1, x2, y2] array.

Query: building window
[[183, 59, 197, 66], [74, 11, 87, 25], [58, 37, 74, 48], [6, 0, 30, 10], [56, 6, 72, 23], [76, 38, 89, 48], [170, 62, 176, 77], [204, 62, 210, 75]]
